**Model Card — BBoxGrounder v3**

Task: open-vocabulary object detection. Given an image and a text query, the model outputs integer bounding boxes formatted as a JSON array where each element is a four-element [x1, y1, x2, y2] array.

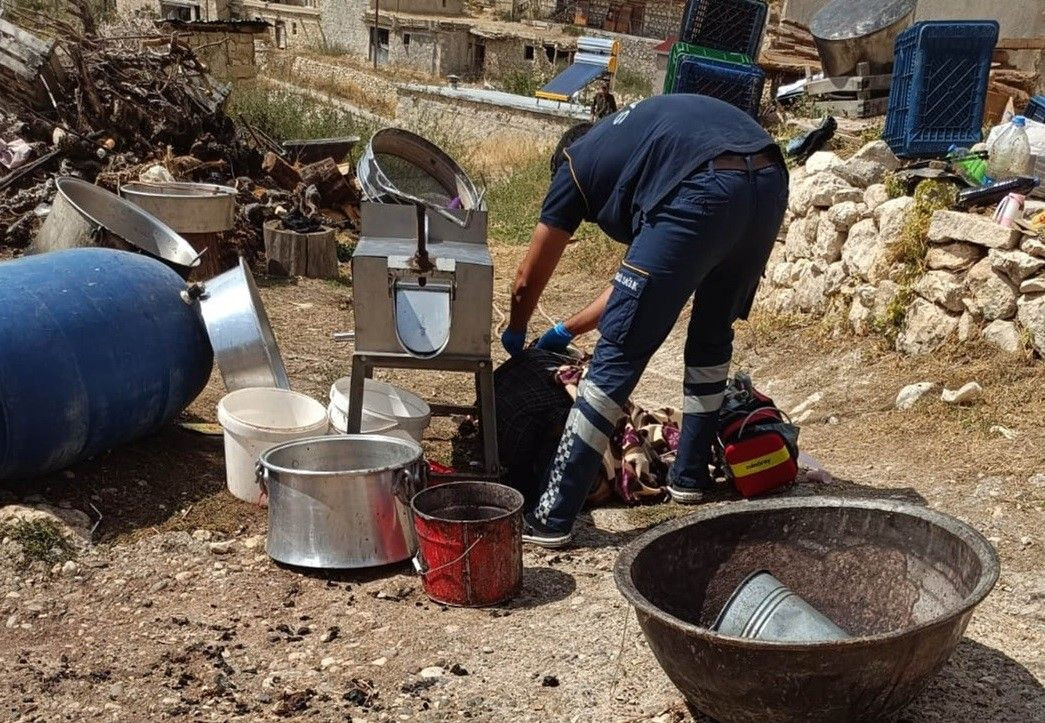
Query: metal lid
[[810, 0, 917, 41], [197, 257, 291, 391], [54, 177, 201, 271]]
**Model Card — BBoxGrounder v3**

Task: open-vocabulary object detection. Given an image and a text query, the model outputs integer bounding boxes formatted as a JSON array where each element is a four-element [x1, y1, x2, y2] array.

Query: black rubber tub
[[614, 498, 999, 723]]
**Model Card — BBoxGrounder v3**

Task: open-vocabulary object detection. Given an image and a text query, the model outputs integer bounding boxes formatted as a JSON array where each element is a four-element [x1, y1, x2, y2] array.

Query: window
[[275, 21, 287, 49], [370, 27, 389, 63], [523, 44, 535, 60], [159, 1, 200, 20], [403, 32, 411, 53], [291, 21, 297, 35], [544, 44, 556, 62]]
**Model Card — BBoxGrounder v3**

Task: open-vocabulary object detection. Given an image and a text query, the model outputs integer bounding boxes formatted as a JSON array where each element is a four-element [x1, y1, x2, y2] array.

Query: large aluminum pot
[[258, 435, 425, 568], [120, 181, 237, 234], [810, 0, 916, 77], [195, 256, 291, 391], [35, 177, 201, 277]]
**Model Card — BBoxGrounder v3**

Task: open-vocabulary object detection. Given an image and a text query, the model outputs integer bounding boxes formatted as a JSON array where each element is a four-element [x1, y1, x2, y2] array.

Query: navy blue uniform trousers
[[530, 160, 789, 533]]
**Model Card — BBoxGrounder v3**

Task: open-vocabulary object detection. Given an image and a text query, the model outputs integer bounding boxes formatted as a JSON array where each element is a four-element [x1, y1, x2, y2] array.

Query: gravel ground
[[1, 250, 1043, 722]]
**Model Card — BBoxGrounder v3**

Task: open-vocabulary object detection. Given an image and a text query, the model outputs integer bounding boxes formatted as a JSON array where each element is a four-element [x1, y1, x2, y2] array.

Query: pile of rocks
[[758, 140, 1045, 357]]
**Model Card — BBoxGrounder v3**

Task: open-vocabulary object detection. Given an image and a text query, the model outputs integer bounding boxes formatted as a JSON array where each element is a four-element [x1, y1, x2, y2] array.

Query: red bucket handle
[[413, 535, 484, 578]]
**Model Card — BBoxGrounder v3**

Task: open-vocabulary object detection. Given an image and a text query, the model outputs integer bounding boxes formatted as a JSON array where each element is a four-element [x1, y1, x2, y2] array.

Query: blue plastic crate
[[670, 55, 765, 118], [678, 0, 768, 60], [883, 20, 999, 158], [1026, 96, 1045, 124]]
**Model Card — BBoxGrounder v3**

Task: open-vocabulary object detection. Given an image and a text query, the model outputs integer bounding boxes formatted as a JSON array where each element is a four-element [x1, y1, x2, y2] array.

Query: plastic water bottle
[[988, 116, 1032, 181]]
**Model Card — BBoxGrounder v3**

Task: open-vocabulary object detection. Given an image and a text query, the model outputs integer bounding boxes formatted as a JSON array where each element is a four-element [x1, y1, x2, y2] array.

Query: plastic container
[[0, 248, 213, 479], [883, 20, 999, 158], [670, 55, 765, 118], [328, 377, 431, 443], [992, 193, 1025, 228], [678, 0, 768, 60], [948, 145, 989, 185], [411, 481, 524, 607], [1026, 96, 1045, 124], [216, 387, 329, 504], [663, 41, 752, 95], [987, 116, 1033, 181]]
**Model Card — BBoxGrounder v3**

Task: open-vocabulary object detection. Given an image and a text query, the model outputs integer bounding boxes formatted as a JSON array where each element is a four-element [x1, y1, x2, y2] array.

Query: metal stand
[[347, 352, 500, 477], [807, 62, 891, 118]]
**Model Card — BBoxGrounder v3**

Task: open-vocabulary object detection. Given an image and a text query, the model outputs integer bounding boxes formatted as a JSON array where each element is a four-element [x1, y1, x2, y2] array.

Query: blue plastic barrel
[[0, 248, 214, 478]]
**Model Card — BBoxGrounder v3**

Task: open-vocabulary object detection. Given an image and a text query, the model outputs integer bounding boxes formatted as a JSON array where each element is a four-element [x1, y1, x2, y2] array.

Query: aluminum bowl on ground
[[614, 497, 999, 723]]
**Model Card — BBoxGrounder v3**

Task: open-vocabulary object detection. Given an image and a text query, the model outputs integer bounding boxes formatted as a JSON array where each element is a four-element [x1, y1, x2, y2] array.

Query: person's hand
[[501, 328, 526, 356], [534, 322, 573, 352]]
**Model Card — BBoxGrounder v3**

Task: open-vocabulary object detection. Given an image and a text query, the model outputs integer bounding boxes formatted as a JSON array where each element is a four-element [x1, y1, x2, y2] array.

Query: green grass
[[887, 180, 958, 276], [486, 155, 550, 244], [494, 67, 552, 98], [613, 67, 653, 99], [0, 518, 75, 567], [227, 82, 377, 143]]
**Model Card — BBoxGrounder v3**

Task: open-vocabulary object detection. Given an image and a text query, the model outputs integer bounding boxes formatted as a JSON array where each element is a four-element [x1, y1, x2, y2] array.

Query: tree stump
[[263, 220, 339, 279]]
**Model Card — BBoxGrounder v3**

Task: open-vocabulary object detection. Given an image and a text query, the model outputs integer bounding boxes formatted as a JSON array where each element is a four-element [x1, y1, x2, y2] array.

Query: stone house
[[494, 0, 684, 40]]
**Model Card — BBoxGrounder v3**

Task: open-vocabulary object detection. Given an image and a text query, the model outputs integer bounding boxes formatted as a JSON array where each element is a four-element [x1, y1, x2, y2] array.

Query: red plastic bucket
[[410, 481, 524, 607]]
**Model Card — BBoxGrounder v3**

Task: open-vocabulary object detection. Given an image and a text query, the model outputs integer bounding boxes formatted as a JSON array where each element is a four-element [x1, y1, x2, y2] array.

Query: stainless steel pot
[[195, 256, 291, 391], [258, 435, 425, 568], [810, 0, 917, 77], [35, 177, 201, 277], [120, 181, 237, 234]]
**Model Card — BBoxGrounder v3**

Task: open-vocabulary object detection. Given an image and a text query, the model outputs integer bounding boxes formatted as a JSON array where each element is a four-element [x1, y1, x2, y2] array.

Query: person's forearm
[[563, 285, 612, 336], [508, 223, 571, 331]]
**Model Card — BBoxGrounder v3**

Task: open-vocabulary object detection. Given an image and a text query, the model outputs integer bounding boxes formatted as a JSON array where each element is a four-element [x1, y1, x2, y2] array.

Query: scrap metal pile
[[0, 3, 359, 261]]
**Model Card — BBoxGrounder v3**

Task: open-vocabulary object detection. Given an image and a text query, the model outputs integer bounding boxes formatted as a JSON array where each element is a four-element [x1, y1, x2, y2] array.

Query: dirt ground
[[1, 241, 1044, 722]]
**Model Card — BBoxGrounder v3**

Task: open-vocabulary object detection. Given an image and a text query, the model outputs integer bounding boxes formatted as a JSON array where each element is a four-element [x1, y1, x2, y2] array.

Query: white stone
[[784, 213, 817, 261], [814, 215, 846, 263], [320, 656, 338, 669], [989, 425, 1018, 440], [825, 201, 863, 231], [208, 540, 234, 555], [788, 176, 818, 216], [1021, 236, 1045, 259], [1016, 294, 1045, 356], [790, 392, 822, 418], [832, 187, 865, 205], [764, 287, 797, 314], [1020, 276, 1045, 294], [964, 258, 1018, 321], [895, 298, 958, 355], [61, 560, 78, 576], [863, 184, 889, 214], [808, 172, 857, 208], [895, 382, 936, 410], [941, 382, 983, 405], [981, 320, 1022, 353], [420, 667, 444, 678], [989, 249, 1045, 283], [927, 210, 1020, 250], [805, 151, 842, 174], [841, 218, 886, 281], [957, 311, 979, 342], [824, 262, 846, 296], [835, 158, 887, 189], [852, 140, 901, 171], [925, 242, 982, 271], [874, 280, 900, 318], [874, 196, 915, 243], [770, 261, 793, 287], [913, 270, 964, 313], [848, 289, 874, 335], [793, 263, 829, 313]]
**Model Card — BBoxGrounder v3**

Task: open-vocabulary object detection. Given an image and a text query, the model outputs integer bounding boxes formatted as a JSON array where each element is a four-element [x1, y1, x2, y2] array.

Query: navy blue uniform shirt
[[539, 94, 778, 243]]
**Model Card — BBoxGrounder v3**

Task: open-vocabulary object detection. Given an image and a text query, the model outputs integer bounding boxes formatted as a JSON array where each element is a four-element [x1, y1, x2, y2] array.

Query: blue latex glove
[[501, 328, 526, 356], [535, 322, 574, 352]]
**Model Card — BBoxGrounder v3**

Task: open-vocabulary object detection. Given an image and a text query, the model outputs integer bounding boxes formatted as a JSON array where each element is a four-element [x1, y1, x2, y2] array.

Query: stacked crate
[[665, 0, 768, 119]]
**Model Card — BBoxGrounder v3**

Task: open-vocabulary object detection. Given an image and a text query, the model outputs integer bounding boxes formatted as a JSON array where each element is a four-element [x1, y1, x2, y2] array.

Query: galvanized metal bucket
[[258, 435, 425, 569], [120, 181, 237, 234], [713, 570, 850, 642]]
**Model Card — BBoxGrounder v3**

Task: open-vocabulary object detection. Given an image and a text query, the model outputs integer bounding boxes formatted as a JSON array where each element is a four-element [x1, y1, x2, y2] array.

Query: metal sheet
[[811, 0, 917, 41], [394, 282, 452, 358]]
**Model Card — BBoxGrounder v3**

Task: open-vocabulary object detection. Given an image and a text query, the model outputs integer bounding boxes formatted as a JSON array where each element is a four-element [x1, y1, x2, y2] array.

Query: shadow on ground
[[0, 421, 250, 542]]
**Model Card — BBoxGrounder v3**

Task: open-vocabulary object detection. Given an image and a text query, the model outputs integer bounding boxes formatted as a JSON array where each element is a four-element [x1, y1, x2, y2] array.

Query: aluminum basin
[[120, 181, 237, 234], [614, 498, 999, 723]]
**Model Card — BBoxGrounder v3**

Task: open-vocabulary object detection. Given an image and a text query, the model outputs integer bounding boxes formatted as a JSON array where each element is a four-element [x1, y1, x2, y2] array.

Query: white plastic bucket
[[217, 387, 329, 504], [328, 377, 431, 444]]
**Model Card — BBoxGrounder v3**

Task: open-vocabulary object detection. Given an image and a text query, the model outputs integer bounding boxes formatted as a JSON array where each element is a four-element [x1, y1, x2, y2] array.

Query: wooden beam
[[996, 37, 1045, 51]]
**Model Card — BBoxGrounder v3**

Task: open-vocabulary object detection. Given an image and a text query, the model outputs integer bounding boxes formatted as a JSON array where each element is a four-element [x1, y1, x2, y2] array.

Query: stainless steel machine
[[347, 201, 498, 474]]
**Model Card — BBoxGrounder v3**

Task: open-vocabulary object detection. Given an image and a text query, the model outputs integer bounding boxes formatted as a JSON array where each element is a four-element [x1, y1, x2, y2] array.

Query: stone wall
[[758, 141, 1045, 358], [395, 85, 584, 145], [183, 29, 259, 79], [275, 53, 401, 114], [236, 0, 323, 51], [315, 0, 369, 53]]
